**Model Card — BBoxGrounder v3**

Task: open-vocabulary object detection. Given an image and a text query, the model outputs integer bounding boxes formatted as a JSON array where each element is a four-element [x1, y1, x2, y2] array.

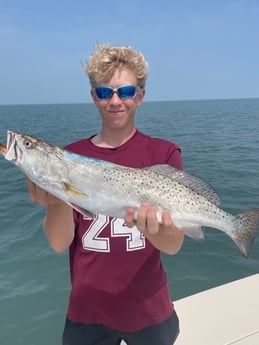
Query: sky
[[0, 0, 258, 105]]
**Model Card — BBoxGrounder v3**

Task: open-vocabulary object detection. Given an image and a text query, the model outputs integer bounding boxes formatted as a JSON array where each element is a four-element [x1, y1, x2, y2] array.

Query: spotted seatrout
[[0, 130, 258, 257]]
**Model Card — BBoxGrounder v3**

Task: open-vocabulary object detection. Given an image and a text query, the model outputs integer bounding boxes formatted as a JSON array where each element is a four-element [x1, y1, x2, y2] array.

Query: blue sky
[[0, 0, 258, 105]]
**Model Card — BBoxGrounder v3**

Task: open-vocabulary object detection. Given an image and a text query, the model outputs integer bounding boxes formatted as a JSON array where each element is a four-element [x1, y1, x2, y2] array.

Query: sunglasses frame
[[94, 85, 140, 100]]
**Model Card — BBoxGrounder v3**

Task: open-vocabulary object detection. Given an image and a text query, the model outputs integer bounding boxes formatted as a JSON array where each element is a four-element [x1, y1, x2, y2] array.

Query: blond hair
[[85, 43, 148, 89]]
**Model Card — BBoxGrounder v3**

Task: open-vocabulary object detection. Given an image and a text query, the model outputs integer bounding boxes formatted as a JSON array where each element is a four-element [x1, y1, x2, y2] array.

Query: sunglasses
[[94, 85, 139, 100]]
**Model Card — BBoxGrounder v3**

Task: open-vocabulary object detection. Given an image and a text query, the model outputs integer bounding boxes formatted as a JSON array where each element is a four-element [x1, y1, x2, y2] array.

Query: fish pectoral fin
[[62, 181, 88, 198], [69, 202, 95, 219], [62, 182, 93, 218], [182, 225, 205, 241]]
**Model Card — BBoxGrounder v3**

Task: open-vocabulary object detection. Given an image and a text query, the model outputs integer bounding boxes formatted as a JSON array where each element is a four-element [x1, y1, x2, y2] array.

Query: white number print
[[82, 214, 145, 252], [82, 214, 110, 252], [111, 218, 145, 251]]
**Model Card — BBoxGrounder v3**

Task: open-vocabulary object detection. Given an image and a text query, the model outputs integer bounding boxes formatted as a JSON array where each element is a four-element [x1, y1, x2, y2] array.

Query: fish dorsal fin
[[145, 164, 221, 206]]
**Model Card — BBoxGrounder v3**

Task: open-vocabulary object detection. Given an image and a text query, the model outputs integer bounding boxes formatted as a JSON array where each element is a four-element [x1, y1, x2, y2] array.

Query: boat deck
[[174, 274, 259, 344]]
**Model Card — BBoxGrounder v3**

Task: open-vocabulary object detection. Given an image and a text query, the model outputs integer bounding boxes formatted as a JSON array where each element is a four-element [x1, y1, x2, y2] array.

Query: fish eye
[[24, 139, 33, 149]]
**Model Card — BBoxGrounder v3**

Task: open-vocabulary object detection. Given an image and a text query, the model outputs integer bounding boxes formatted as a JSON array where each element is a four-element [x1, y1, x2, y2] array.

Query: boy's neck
[[91, 127, 136, 148]]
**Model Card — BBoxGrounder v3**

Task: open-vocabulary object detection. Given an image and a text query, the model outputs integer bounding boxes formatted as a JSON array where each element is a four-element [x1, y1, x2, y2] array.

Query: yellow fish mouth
[[0, 143, 7, 155]]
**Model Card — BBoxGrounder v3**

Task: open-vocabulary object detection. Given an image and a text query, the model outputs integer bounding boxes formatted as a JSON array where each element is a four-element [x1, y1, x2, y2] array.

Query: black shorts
[[62, 311, 179, 345]]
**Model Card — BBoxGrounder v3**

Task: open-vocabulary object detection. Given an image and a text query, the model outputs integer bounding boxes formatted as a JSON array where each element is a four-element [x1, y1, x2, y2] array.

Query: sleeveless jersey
[[64, 130, 183, 332]]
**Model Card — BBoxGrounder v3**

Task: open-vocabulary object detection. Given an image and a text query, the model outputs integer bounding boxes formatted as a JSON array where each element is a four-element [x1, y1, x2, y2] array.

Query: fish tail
[[233, 208, 259, 257]]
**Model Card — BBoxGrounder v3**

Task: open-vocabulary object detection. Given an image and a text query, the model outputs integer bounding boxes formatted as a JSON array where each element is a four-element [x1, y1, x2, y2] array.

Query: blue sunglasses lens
[[95, 85, 138, 99], [118, 85, 138, 99], [95, 87, 113, 99]]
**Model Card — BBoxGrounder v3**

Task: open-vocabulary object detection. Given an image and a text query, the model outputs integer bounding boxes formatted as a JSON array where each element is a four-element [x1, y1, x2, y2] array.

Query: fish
[[0, 129, 259, 258]]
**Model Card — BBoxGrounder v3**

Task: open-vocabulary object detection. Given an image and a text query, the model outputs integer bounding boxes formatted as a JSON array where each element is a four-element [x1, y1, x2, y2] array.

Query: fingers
[[138, 203, 159, 235], [25, 177, 37, 201], [124, 208, 136, 228], [25, 177, 47, 205], [25, 176, 58, 206], [124, 203, 160, 235], [125, 203, 177, 236], [161, 210, 175, 234], [25, 177, 35, 196]]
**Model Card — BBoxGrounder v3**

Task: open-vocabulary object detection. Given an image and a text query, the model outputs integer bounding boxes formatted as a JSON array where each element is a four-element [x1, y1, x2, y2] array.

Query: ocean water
[[0, 98, 259, 344]]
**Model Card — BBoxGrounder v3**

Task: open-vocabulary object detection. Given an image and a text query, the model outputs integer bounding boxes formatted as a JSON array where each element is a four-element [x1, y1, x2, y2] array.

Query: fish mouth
[[0, 142, 7, 155], [0, 129, 14, 156], [0, 130, 19, 161]]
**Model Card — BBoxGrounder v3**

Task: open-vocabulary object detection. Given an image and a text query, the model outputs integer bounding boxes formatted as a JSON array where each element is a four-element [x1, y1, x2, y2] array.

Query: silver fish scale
[[2, 129, 259, 257], [101, 165, 220, 218]]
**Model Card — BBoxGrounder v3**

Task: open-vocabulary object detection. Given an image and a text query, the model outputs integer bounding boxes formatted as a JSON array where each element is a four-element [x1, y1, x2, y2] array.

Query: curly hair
[[85, 43, 148, 89]]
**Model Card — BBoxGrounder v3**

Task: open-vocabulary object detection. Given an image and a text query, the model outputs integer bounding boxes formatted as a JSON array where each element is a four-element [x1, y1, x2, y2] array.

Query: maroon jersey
[[65, 130, 182, 332]]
